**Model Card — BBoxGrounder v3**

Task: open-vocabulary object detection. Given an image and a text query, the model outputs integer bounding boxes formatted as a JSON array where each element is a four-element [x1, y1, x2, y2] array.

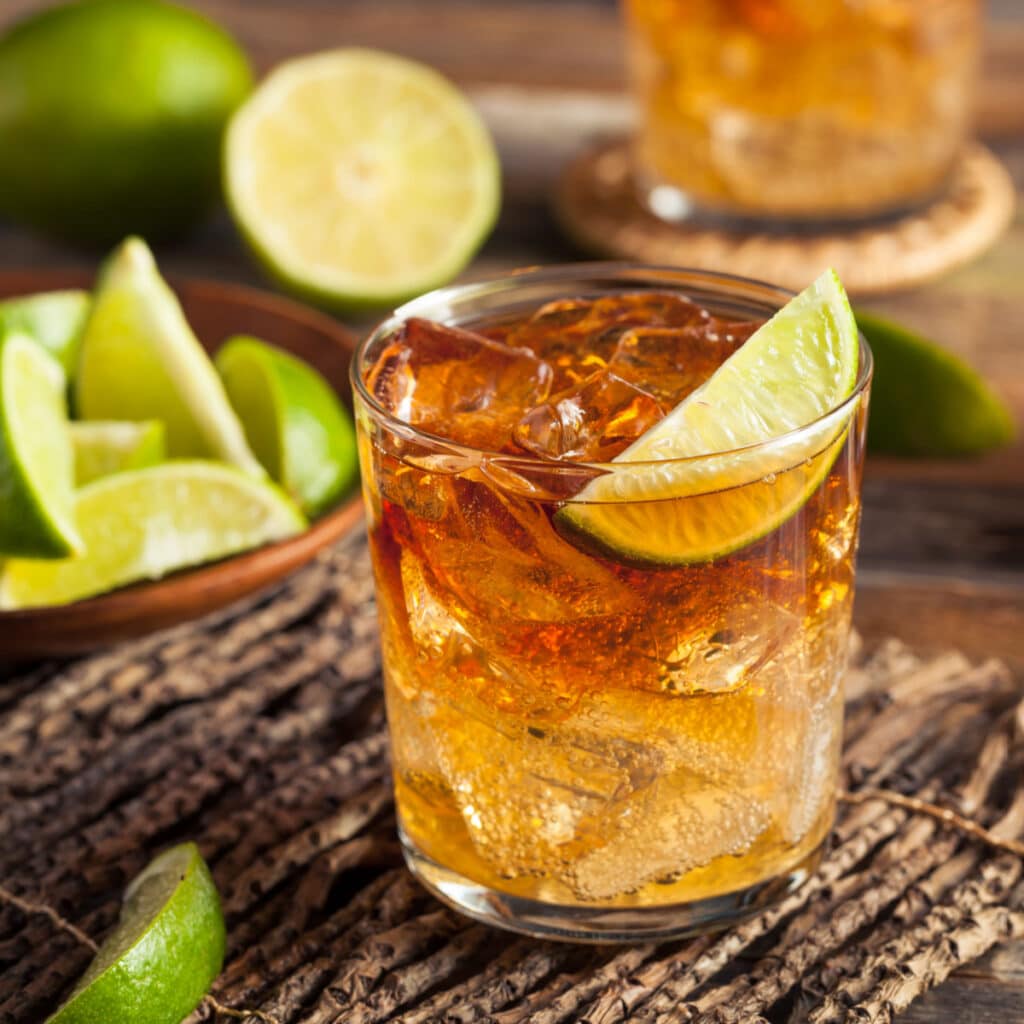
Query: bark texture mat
[[2, 535, 1022, 1024]]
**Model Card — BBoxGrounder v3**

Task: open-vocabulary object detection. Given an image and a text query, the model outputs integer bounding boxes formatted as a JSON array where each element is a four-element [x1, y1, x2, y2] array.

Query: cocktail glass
[[352, 265, 872, 941], [622, 0, 981, 223]]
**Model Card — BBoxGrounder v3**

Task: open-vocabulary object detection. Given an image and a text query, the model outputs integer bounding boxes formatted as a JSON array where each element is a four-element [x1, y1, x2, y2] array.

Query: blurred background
[[0, 0, 1022, 656]]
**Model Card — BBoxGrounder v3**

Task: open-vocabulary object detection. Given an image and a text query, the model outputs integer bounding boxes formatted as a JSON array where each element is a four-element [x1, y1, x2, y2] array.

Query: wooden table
[[2, 2, 1022, 1019]]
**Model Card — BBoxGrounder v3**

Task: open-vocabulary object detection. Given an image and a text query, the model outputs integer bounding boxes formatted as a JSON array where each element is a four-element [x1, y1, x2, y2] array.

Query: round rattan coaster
[[555, 140, 1015, 296]]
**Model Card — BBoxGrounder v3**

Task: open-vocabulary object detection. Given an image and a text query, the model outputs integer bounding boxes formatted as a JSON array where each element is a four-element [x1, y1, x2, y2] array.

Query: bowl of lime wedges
[[0, 238, 363, 657]]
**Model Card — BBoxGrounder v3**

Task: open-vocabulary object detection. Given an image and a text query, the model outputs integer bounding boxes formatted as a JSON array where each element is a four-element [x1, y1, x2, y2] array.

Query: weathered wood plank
[[895, 974, 1024, 1024]]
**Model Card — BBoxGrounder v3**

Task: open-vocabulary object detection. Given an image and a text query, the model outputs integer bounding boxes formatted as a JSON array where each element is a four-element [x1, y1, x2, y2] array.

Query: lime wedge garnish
[[70, 420, 166, 485], [0, 332, 82, 558], [224, 48, 500, 312], [856, 311, 1014, 457], [45, 843, 224, 1024], [0, 290, 90, 377], [75, 238, 263, 475], [0, 461, 305, 608], [216, 335, 359, 517], [558, 270, 862, 565]]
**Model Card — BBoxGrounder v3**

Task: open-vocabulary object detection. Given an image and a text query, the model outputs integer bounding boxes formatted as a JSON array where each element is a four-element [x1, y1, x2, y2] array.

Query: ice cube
[[777, 698, 842, 844], [365, 317, 553, 450], [577, 683, 765, 788], [418, 472, 643, 629], [569, 771, 770, 899], [608, 324, 751, 407], [654, 607, 800, 696], [505, 292, 718, 391], [513, 369, 665, 461], [426, 694, 665, 878]]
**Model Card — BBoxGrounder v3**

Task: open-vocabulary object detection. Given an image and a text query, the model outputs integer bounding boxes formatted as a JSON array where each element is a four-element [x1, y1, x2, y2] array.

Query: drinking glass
[[352, 265, 872, 941], [622, 0, 981, 223]]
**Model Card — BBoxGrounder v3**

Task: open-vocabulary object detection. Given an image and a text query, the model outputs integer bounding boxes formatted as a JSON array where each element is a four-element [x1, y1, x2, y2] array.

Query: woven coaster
[[555, 141, 1016, 296], [1, 534, 1022, 1024]]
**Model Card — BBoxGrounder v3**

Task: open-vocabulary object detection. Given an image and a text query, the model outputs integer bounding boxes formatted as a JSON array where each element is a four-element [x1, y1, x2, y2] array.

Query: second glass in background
[[623, 0, 981, 223]]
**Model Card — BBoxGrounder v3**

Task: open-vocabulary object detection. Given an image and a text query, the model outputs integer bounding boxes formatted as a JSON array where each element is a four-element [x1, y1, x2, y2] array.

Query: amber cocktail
[[623, 0, 980, 222], [353, 266, 871, 940]]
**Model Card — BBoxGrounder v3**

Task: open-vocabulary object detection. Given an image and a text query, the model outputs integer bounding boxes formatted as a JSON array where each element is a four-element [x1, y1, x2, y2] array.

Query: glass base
[[636, 174, 946, 236], [400, 826, 827, 944]]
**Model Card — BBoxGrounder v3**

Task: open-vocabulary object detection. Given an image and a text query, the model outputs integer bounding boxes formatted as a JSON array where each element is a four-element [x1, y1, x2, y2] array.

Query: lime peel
[[45, 843, 225, 1024], [0, 332, 83, 558], [856, 310, 1014, 457], [0, 290, 90, 376], [217, 334, 359, 517]]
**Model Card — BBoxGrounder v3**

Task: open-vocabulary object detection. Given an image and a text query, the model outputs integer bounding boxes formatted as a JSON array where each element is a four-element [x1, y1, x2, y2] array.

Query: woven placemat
[[2, 533, 1022, 1024], [555, 141, 1016, 296]]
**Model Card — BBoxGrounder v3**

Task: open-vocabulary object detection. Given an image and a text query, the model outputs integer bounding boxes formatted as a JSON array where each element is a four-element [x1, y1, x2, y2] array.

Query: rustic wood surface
[[1, 2, 1022, 1021]]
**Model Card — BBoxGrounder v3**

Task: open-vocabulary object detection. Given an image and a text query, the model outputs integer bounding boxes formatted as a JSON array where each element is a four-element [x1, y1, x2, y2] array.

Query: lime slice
[[0, 332, 82, 558], [71, 420, 166, 485], [856, 311, 1014, 457], [75, 238, 263, 475], [0, 461, 305, 609], [216, 335, 359, 517], [558, 270, 862, 565], [45, 843, 224, 1024], [224, 48, 500, 313], [0, 290, 90, 376]]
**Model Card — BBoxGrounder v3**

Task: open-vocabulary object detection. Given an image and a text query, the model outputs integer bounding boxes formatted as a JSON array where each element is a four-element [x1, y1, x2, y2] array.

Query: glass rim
[[350, 261, 874, 470]]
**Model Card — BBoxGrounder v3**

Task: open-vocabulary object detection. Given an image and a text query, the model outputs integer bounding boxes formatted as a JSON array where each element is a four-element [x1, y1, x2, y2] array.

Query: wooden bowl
[[0, 270, 364, 658]]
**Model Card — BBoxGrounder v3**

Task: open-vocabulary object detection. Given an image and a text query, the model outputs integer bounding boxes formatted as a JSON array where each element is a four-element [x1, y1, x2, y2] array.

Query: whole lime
[[0, 0, 252, 245]]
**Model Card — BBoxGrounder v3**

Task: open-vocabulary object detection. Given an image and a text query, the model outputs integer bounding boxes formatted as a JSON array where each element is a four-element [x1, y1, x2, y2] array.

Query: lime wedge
[[0, 290, 90, 377], [75, 238, 263, 475], [0, 461, 305, 608], [224, 48, 500, 312], [558, 270, 862, 565], [71, 420, 166, 485], [216, 335, 359, 517], [0, 332, 82, 558], [45, 843, 224, 1024], [856, 311, 1014, 457]]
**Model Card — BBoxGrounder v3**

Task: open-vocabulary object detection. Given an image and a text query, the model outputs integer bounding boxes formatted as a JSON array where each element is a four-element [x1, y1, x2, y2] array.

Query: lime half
[[0, 290, 90, 377], [0, 461, 305, 608], [856, 311, 1013, 457], [0, 332, 82, 558], [216, 335, 359, 517], [75, 238, 263, 476], [71, 420, 166, 485], [225, 48, 500, 312], [558, 270, 862, 565], [45, 843, 224, 1024]]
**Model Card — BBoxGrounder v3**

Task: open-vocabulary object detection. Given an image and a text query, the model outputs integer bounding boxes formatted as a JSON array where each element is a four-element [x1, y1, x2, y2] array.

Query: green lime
[[71, 421, 166, 485], [0, 332, 82, 559], [0, 0, 252, 245], [0, 461, 305, 609], [224, 48, 501, 313], [216, 335, 359, 517], [856, 311, 1014, 457], [75, 238, 263, 476], [558, 270, 862, 565], [0, 290, 90, 377], [45, 843, 224, 1024]]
